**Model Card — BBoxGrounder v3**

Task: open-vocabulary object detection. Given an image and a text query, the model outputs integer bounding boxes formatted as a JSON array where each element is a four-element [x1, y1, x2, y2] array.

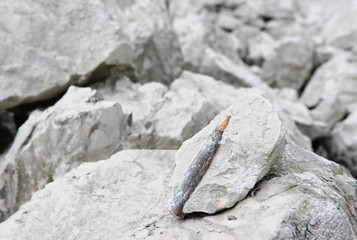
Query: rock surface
[[324, 109, 357, 177], [261, 37, 314, 91], [169, 89, 285, 214], [0, 0, 183, 110], [0, 144, 356, 239], [301, 54, 357, 109], [0, 86, 128, 221], [0, 0, 131, 110], [94, 77, 218, 149], [321, 2, 357, 51]]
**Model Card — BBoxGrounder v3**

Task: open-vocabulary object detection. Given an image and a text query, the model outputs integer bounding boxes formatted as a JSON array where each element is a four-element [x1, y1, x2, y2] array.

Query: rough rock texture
[[0, 0, 131, 110], [325, 109, 357, 177], [169, 89, 285, 214], [102, 0, 183, 84], [0, 144, 356, 239], [172, 71, 312, 150], [0, 0, 183, 110], [321, 2, 357, 51], [0, 86, 128, 222], [94, 77, 218, 149], [199, 49, 272, 92], [261, 37, 314, 91], [301, 54, 357, 109]]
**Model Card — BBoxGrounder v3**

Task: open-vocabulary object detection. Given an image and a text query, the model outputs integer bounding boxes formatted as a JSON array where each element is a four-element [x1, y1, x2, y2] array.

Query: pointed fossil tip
[[218, 115, 231, 132]]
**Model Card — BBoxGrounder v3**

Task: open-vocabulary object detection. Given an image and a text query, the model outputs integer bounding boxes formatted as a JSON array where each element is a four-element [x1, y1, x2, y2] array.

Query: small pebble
[[227, 215, 237, 221]]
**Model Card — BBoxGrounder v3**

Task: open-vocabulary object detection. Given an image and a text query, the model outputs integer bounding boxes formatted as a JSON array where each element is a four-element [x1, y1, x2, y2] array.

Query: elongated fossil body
[[169, 115, 231, 218]]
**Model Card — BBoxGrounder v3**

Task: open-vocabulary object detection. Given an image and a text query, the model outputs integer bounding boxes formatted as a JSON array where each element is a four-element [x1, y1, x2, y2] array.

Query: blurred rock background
[[0, 0, 357, 239]]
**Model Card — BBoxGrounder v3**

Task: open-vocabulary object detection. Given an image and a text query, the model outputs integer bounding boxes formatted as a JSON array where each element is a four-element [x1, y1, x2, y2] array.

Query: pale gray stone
[[0, 86, 128, 222], [321, 2, 357, 51], [261, 37, 314, 91], [325, 109, 357, 176], [0, 0, 133, 110], [102, 0, 183, 84], [200, 48, 272, 92], [246, 32, 276, 66], [173, 14, 243, 71], [0, 150, 177, 240], [169, 88, 286, 214], [0, 0, 183, 110], [0, 145, 356, 239], [301, 54, 357, 109], [172, 71, 312, 150], [94, 78, 219, 149]]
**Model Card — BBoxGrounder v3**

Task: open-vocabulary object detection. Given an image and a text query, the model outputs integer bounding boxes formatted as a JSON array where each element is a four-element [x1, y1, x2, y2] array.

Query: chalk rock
[[0, 0, 134, 110], [325, 109, 357, 177], [200, 48, 272, 92], [261, 37, 314, 91], [321, 2, 357, 51], [173, 13, 243, 71], [169, 89, 286, 214], [172, 71, 311, 150], [1, 146, 356, 239], [301, 54, 357, 109], [246, 32, 276, 66], [94, 78, 218, 149], [103, 0, 183, 84], [0, 150, 176, 240], [0, 86, 128, 222]]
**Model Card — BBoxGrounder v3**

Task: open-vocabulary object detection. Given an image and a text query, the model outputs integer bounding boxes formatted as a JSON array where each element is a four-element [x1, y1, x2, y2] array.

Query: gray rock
[[275, 88, 342, 141], [301, 54, 357, 109], [0, 86, 128, 222], [1, 145, 356, 239], [173, 14, 243, 71], [246, 32, 276, 66], [321, 3, 357, 51], [0, 150, 177, 240], [261, 37, 314, 91], [169, 88, 286, 214], [102, 0, 183, 84], [200, 48, 272, 92], [94, 77, 219, 149], [0, 0, 133, 110], [172, 71, 312, 150], [325, 109, 357, 176], [0, 0, 183, 110]]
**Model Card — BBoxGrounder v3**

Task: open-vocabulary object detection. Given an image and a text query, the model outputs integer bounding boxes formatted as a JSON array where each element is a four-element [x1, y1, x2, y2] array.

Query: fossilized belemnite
[[168, 115, 231, 218]]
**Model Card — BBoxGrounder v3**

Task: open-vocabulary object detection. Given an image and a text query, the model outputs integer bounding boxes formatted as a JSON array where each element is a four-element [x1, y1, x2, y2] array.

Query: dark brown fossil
[[169, 115, 231, 218]]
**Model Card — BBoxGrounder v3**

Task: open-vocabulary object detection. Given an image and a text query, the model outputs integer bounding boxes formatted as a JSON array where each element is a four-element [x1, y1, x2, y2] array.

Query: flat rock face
[[301, 54, 357, 109], [169, 89, 286, 214], [0, 86, 128, 222], [0, 0, 132, 110], [1, 145, 356, 240], [261, 37, 314, 91], [0, 0, 183, 110]]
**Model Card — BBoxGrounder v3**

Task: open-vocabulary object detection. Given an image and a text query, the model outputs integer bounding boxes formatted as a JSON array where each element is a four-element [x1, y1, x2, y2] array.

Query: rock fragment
[[0, 86, 128, 222], [170, 89, 286, 214], [261, 37, 314, 91], [301, 54, 357, 109]]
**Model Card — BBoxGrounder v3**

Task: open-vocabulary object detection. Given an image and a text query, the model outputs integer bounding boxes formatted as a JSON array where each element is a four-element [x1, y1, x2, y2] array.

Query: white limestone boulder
[[0, 86, 128, 221]]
